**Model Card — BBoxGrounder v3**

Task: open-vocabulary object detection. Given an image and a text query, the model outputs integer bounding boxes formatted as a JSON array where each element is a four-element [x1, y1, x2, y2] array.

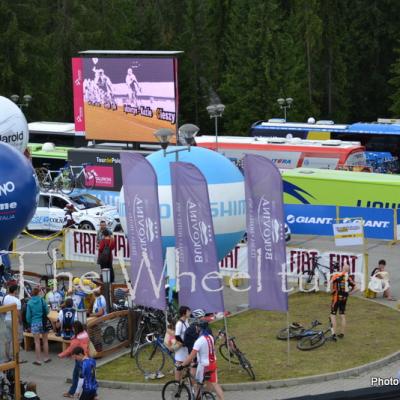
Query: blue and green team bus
[[250, 119, 400, 161]]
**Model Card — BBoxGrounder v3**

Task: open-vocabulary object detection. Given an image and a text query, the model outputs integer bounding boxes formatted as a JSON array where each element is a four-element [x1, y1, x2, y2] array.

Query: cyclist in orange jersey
[[330, 263, 356, 339]]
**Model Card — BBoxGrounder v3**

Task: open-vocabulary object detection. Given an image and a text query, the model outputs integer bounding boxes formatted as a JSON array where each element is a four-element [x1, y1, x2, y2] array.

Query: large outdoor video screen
[[72, 57, 177, 143]]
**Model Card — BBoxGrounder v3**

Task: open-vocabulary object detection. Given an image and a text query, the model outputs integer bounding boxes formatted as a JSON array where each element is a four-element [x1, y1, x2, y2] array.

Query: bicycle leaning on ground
[[215, 329, 255, 380], [162, 365, 216, 400], [277, 320, 336, 351]]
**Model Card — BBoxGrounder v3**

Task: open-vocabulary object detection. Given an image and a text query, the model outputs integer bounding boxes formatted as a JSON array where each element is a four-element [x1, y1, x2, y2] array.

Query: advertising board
[[64, 232, 364, 288], [282, 168, 400, 209], [333, 220, 364, 246], [72, 56, 178, 143]]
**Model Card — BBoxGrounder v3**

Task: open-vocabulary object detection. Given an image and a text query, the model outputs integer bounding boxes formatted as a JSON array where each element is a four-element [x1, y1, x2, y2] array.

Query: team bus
[[282, 168, 400, 209], [195, 135, 366, 170], [250, 119, 400, 160]]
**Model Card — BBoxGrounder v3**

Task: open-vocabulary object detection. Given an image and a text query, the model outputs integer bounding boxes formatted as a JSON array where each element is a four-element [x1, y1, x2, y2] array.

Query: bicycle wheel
[[47, 238, 64, 261], [219, 343, 239, 365], [37, 168, 53, 192], [58, 173, 75, 195], [201, 391, 216, 399], [276, 327, 302, 340], [35, 167, 48, 187], [79, 170, 96, 190], [116, 317, 128, 342], [162, 380, 190, 400], [237, 353, 256, 380], [135, 342, 166, 375], [102, 326, 116, 345], [130, 326, 145, 357], [297, 333, 326, 351]]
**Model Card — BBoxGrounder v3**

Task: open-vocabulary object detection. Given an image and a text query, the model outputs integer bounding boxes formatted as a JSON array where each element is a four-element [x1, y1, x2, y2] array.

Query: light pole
[[277, 98, 293, 121], [10, 94, 33, 110], [101, 268, 111, 314], [76, 308, 88, 328], [206, 103, 225, 152], [154, 124, 199, 161]]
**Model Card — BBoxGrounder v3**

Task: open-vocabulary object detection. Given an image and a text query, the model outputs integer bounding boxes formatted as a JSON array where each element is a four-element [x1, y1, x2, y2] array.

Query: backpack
[[61, 307, 76, 339], [183, 324, 199, 353], [21, 299, 29, 330], [98, 242, 111, 266]]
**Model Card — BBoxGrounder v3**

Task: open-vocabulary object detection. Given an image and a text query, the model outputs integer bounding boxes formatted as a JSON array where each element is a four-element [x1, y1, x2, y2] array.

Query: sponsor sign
[[68, 149, 122, 191], [244, 154, 288, 312], [339, 207, 394, 240], [64, 232, 364, 287], [121, 153, 165, 310], [285, 204, 395, 240], [72, 58, 85, 131], [333, 221, 364, 246], [285, 204, 336, 236], [87, 165, 114, 188], [65, 229, 129, 264], [286, 247, 364, 285], [171, 162, 224, 313]]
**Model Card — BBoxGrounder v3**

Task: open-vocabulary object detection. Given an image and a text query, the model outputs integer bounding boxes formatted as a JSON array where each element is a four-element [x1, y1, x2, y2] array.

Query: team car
[[27, 191, 120, 232]]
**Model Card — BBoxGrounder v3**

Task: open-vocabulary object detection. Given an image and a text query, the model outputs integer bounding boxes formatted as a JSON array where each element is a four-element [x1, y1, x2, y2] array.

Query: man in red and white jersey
[[179, 321, 224, 400]]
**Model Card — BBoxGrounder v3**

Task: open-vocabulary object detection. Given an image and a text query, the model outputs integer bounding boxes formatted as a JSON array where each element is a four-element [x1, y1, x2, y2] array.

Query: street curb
[[95, 350, 400, 392]]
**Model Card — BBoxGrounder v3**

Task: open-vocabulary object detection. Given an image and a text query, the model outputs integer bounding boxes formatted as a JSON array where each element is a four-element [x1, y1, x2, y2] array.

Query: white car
[[27, 191, 120, 232]]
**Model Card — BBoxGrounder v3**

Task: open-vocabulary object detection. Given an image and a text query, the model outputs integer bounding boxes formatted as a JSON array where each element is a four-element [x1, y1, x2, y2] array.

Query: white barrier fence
[[65, 229, 364, 286]]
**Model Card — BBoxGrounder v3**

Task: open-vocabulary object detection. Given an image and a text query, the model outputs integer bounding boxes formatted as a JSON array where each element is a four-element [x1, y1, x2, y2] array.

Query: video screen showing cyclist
[[330, 263, 356, 339], [93, 66, 114, 104], [125, 67, 141, 106]]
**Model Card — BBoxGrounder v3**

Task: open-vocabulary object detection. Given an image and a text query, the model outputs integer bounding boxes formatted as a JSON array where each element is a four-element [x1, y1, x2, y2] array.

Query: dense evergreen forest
[[2, 0, 400, 135]]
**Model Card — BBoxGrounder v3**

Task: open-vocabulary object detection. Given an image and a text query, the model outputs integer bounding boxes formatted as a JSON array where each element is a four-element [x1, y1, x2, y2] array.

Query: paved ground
[[6, 233, 400, 399]]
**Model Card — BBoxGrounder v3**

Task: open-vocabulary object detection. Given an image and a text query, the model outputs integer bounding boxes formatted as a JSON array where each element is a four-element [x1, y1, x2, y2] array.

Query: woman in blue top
[[26, 287, 50, 365]]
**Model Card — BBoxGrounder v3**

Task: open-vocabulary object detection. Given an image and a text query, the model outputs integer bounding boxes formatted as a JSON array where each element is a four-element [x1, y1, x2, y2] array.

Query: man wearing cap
[[179, 321, 224, 400]]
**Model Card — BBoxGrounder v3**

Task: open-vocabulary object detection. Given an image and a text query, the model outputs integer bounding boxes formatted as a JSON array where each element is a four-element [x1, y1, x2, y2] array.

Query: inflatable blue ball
[[120, 146, 245, 260], [0, 142, 39, 250]]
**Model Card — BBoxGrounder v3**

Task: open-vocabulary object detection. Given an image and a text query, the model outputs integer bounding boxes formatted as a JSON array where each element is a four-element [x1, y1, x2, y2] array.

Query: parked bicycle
[[216, 329, 255, 380], [135, 333, 175, 377], [35, 162, 95, 195], [162, 366, 215, 400], [35, 164, 73, 194], [59, 161, 96, 193], [0, 268, 39, 299], [130, 308, 167, 357], [302, 256, 340, 286]]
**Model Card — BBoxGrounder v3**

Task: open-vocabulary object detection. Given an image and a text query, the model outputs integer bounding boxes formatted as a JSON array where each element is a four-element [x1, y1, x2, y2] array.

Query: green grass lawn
[[97, 292, 400, 383]]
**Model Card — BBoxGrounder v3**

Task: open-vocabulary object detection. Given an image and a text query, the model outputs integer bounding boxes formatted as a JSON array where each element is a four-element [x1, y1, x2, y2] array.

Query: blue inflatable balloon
[[119, 146, 246, 260], [0, 142, 38, 250]]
